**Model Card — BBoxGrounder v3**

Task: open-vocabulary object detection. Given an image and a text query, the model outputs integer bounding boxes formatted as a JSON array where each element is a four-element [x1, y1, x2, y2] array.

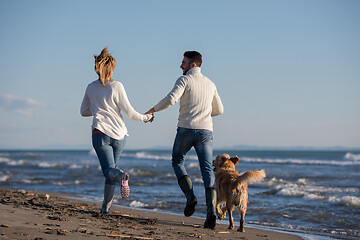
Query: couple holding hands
[[81, 48, 223, 229]]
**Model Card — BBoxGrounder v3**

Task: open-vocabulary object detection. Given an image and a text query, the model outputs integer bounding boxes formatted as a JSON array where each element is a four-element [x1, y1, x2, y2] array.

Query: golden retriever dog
[[213, 153, 265, 232]]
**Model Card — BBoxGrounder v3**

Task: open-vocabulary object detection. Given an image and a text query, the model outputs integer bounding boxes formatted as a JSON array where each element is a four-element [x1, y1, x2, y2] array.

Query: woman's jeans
[[92, 129, 126, 185], [172, 127, 215, 189]]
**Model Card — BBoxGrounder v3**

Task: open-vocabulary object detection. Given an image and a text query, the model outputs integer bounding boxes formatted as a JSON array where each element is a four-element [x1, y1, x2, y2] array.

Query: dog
[[213, 153, 265, 232]]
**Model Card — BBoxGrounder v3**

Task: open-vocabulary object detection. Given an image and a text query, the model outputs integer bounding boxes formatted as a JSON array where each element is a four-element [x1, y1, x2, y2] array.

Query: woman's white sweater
[[81, 80, 152, 140]]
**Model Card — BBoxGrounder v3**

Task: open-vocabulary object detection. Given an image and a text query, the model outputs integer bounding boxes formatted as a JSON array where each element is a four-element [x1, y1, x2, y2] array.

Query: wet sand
[[0, 188, 302, 240]]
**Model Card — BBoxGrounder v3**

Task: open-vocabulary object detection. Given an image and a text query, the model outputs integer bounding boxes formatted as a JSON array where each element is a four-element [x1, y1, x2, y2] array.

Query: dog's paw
[[217, 212, 226, 220], [228, 224, 234, 230]]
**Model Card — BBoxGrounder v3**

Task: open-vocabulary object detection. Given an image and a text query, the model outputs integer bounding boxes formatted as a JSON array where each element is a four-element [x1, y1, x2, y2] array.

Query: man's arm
[[211, 88, 224, 116], [147, 77, 187, 114]]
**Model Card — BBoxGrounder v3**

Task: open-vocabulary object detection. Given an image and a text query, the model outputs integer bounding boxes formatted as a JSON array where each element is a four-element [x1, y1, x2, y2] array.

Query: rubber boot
[[178, 175, 197, 217], [204, 187, 217, 229], [101, 184, 115, 215]]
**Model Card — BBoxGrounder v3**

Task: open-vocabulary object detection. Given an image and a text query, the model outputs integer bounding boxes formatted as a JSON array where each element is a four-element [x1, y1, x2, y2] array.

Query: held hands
[[144, 108, 155, 123]]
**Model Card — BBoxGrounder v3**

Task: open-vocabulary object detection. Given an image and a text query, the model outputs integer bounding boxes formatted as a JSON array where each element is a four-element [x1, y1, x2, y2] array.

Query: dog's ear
[[230, 156, 239, 165]]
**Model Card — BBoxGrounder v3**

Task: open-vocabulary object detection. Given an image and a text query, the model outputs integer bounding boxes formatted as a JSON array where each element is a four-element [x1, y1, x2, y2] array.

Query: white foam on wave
[[0, 157, 30, 166], [192, 177, 203, 184], [344, 152, 360, 161], [121, 151, 198, 161], [38, 162, 60, 168], [0, 157, 10, 163], [53, 180, 83, 186], [0, 157, 63, 169], [303, 193, 325, 201], [0, 175, 9, 182], [241, 157, 359, 166], [187, 162, 200, 169], [20, 179, 44, 184], [328, 195, 360, 208], [122, 151, 172, 161], [264, 177, 360, 208], [0, 156, 93, 170], [70, 164, 89, 169], [89, 148, 97, 156], [267, 177, 359, 207], [8, 160, 28, 166], [129, 200, 148, 208], [128, 168, 157, 177]]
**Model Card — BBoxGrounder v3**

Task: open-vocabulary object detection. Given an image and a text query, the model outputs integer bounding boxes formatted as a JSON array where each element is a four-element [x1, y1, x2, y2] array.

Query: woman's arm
[[116, 83, 152, 122], [80, 87, 92, 117]]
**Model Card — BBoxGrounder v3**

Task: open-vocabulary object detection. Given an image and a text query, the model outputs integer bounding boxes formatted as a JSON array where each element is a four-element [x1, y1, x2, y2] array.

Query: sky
[[0, 0, 359, 150]]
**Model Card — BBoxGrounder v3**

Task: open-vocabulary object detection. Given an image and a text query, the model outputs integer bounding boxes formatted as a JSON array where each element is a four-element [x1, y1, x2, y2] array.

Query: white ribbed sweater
[[81, 80, 152, 140], [154, 67, 223, 131]]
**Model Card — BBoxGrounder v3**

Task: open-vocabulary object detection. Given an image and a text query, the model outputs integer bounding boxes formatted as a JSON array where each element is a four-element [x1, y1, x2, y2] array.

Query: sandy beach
[[0, 188, 302, 240]]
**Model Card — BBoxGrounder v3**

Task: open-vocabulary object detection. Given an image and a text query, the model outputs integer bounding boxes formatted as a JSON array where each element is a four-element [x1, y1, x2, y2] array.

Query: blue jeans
[[172, 127, 215, 189], [92, 129, 126, 185]]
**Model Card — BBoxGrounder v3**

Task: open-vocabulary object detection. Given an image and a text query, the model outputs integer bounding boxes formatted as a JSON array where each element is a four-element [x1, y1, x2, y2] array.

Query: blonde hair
[[94, 47, 116, 87]]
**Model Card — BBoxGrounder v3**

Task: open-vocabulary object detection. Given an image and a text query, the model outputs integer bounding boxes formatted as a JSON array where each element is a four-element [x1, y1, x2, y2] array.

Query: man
[[147, 51, 223, 229]]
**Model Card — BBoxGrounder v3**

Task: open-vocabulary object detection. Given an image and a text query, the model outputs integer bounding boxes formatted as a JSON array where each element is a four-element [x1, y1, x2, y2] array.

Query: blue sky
[[0, 0, 359, 149]]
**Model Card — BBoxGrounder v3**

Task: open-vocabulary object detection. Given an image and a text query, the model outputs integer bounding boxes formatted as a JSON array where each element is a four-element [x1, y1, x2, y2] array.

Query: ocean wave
[[122, 152, 172, 161], [53, 180, 83, 186], [187, 162, 200, 169], [38, 162, 62, 168], [250, 221, 360, 238], [121, 151, 198, 161], [128, 168, 158, 177], [265, 177, 359, 208], [70, 164, 89, 169], [165, 173, 177, 179], [0, 157, 90, 170], [303, 193, 325, 201], [0, 175, 9, 182], [344, 152, 360, 161], [0, 157, 30, 166], [328, 195, 360, 208], [192, 177, 204, 184], [240, 157, 360, 166], [129, 200, 148, 208], [89, 148, 97, 156], [20, 178, 47, 184]]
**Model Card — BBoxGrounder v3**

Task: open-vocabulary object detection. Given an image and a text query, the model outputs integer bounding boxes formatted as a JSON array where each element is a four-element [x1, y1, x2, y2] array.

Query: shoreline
[[0, 187, 303, 240]]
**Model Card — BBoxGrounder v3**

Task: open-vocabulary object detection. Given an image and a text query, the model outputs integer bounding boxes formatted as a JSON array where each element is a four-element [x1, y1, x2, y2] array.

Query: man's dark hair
[[184, 51, 202, 67]]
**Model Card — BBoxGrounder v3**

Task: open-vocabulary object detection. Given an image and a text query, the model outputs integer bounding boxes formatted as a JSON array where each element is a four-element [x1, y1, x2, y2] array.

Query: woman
[[80, 47, 153, 215]]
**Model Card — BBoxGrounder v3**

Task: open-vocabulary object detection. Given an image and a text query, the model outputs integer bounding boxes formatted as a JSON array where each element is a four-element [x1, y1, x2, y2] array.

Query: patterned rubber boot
[[107, 168, 130, 199], [121, 173, 130, 199]]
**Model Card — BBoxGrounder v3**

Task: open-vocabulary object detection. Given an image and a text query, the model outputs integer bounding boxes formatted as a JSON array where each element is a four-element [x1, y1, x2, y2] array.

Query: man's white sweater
[[81, 80, 152, 140], [154, 67, 223, 131]]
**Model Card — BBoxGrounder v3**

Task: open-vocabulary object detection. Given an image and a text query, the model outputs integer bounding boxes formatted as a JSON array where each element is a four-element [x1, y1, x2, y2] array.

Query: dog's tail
[[236, 170, 266, 185]]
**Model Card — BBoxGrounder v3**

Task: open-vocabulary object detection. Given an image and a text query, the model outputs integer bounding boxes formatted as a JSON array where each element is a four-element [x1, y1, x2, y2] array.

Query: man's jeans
[[172, 127, 215, 189], [92, 129, 126, 185]]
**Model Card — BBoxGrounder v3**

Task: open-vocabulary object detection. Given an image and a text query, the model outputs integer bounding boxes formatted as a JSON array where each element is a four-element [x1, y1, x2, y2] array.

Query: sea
[[0, 149, 359, 240]]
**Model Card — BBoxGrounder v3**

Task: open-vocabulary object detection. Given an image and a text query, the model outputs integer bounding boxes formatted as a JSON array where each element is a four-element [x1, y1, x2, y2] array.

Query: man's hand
[[146, 108, 155, 115]]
